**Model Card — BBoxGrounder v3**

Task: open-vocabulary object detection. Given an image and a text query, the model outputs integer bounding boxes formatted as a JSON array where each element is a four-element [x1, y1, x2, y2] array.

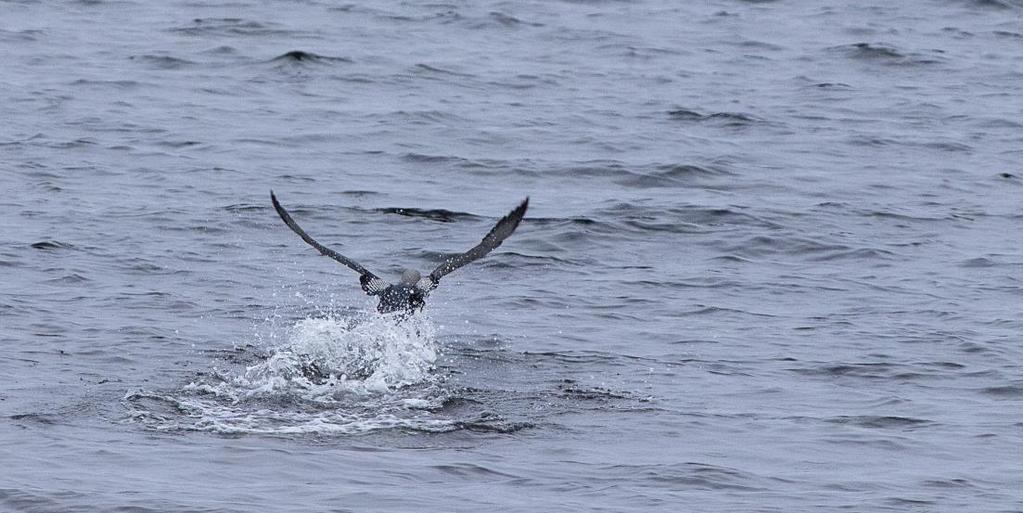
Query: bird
[[270, 191, 529, 315]]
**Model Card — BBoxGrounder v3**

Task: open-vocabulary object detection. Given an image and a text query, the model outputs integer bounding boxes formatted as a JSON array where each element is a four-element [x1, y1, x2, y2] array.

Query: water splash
[[124, 313, 455, 435], [205, 313, 439, 400]]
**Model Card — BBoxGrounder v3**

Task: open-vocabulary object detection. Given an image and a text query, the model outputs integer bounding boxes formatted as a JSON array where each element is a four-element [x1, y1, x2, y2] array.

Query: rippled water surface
[[3, 0, 1023, 511]]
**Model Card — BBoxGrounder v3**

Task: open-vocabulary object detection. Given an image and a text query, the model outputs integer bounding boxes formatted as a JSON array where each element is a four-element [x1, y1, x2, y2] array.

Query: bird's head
[[400, 268, 422, 285]]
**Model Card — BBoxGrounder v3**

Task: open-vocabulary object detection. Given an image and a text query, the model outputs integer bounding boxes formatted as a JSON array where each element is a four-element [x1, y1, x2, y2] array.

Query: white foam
[[196, 313, 438, 402], [128, 313, 451, 435]]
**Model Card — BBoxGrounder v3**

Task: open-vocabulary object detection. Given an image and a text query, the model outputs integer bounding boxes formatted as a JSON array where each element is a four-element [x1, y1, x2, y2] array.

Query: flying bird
[[271, 191, 529, 315]]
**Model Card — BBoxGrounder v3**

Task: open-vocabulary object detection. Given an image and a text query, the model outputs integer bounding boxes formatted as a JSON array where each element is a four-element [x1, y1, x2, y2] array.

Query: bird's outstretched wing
[[424, 198, 529, 290], [270, 191, 389, 295]]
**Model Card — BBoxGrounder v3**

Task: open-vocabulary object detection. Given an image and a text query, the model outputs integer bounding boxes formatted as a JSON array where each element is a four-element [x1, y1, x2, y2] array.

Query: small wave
[[402, 152, 466, 163], [560, 203, 777, 236], [45, 273, 89, 284], [847, 135, 902, 147], [994, 30, 1023, 38], [829, 42, 945, 66], [922, 141, 973, 153], [788, 362, 935, 380], [725, 235, 870, 260], [0, 29, 42, 42], [980, 385, 1023, 397], [374, 206, 480, 223], [269, 51, 354, 65], [967, 0, 1023, 9], [615, 164, 730, 189], [864, 209, 955, 222], [886, 497, 937, 507], [523, 216, 601, 228], [729, 39, 784, 51], [385, 9, 533, 31], [825, 415, 932, 429], [838, 42, 905, 60], [171, 18, 294, 38], [665, 206, 777, 228], [338, 190, 381, 197], [922, 478, 978, 489], [557, 383, 632, 401], [453, 419, 535, 433], [807, 247, 897, 262], [487, 12, 544, 27], [962, 257, 996, 268], [30, 240, 74, 251], [671, 305, 777, 319], [605, 462, 768, 491], [668, 108, 763, 127], [124, 390, 459, 435], [377, 10, 462, 24], [9, 413, 60, 425], [811, 82, 852, 89], [128, 54, 196, 69], [412, 63, 474, 78], [222, 203, 263, 213], [69, 79, 142, 89], [549, 161, 733, 190], [155, 140, 204, 149], [200, 45, 238, 55], [480, 251, 580, 269]]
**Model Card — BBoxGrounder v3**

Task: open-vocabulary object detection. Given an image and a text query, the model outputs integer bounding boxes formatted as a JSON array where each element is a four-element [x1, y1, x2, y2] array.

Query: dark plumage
[[271, 191, 529, 315]]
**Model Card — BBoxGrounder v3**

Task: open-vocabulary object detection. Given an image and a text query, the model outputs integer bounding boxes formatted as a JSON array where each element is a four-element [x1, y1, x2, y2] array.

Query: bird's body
[[377, 283, 427, 314], [271, 191, 529, 316], [370, 268, 427, 314]]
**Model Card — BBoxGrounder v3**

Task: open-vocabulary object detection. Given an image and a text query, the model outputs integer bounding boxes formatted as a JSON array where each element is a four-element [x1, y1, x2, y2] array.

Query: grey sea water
[[3, 0, 1023, 511]]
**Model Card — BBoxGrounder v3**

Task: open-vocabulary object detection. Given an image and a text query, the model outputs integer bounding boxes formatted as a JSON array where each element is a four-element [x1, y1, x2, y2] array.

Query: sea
[[2, 0, 1023, 511]]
